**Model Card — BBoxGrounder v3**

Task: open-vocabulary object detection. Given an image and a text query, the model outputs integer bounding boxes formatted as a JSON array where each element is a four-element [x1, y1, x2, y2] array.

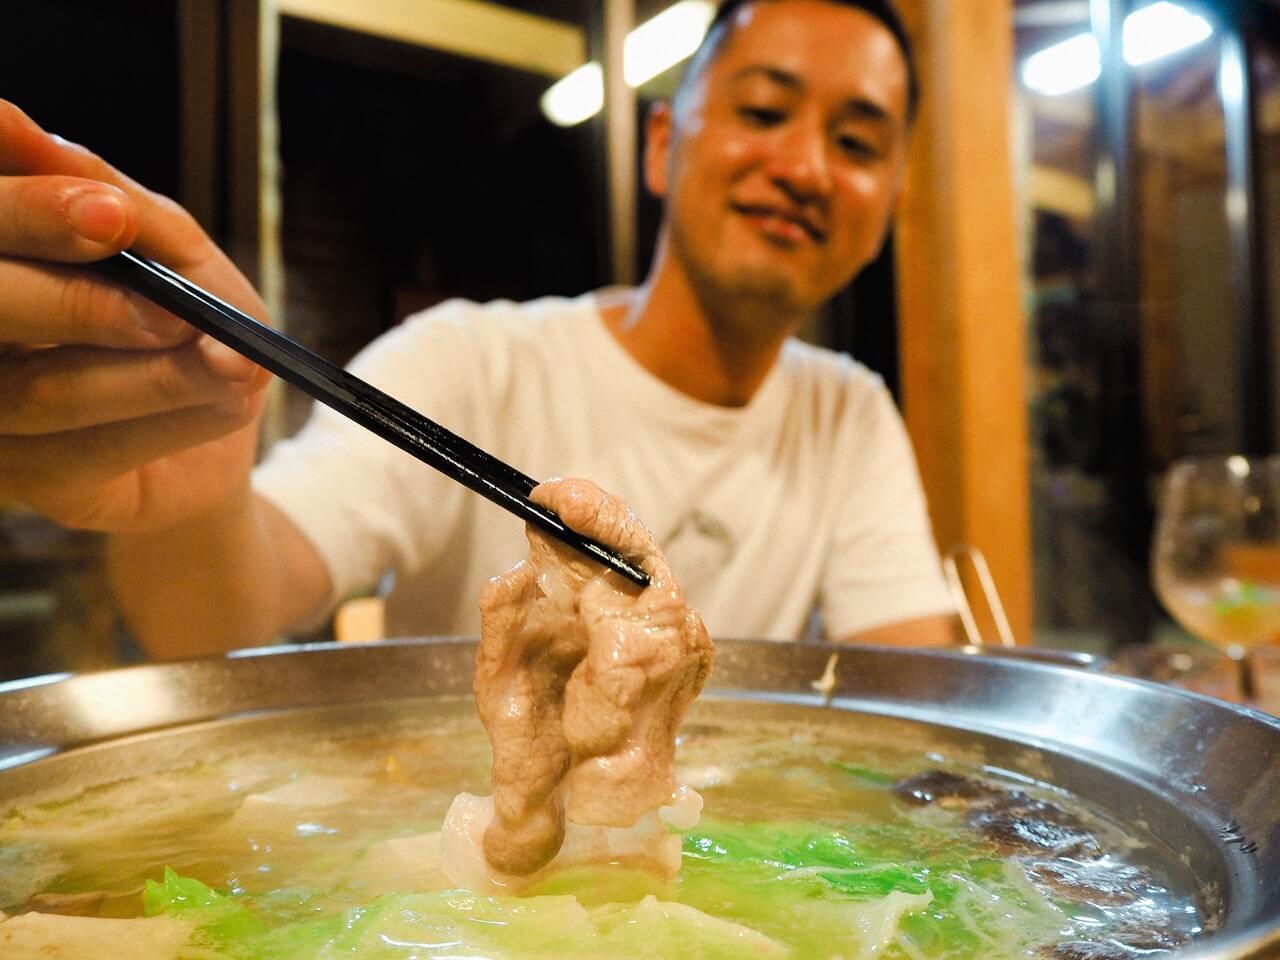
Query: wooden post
[[177, 0, 221, 237], [1136, 107, 1179, 471], [894, 0, 1033, 645], [603, 0, 637, 285]]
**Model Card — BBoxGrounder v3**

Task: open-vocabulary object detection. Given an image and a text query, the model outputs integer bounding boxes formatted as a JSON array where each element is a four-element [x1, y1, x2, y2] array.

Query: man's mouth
[[731, 203, 826, 244]]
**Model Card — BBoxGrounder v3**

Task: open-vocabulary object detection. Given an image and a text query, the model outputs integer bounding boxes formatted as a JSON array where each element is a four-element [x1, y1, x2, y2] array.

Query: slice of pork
[[444, 478, 713, 888]]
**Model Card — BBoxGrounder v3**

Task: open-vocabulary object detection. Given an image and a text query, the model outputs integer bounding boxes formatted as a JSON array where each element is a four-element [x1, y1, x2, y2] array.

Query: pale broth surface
[[0, 699, 1205, 958]]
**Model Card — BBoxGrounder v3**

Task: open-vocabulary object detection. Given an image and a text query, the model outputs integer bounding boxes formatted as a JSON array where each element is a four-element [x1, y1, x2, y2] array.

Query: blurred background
[[1, 0, 1277, 681]]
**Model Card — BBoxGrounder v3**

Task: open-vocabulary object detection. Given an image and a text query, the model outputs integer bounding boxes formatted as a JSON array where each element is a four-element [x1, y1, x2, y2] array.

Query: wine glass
[[1152, 455, 1280, 701]]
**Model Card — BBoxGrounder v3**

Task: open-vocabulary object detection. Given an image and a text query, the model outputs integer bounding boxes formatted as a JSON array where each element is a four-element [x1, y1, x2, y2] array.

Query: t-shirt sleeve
[[250, 305, 477, 614], [820, 383, 955, 640]]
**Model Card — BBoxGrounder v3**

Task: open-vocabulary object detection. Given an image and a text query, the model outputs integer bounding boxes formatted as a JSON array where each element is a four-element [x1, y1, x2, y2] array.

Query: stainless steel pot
[[1, 638, 1277, 957]]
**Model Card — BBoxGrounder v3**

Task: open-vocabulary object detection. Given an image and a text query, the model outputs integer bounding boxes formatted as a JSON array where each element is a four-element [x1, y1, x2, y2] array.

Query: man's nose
[[765, 121, 832, 200]]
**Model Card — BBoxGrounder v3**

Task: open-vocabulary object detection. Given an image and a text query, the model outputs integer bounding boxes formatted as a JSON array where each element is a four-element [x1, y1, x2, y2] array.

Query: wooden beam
[[894, 0, 1033, 646], [1029, 164, 1095, 220], [274, 0, 587, 79]]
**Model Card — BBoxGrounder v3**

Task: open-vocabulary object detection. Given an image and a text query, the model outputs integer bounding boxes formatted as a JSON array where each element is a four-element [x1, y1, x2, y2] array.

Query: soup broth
[[0, 698, 1207, 959]]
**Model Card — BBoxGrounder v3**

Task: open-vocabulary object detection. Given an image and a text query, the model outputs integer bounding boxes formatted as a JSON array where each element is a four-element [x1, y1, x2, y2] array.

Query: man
[[0, 0, 955, 658]]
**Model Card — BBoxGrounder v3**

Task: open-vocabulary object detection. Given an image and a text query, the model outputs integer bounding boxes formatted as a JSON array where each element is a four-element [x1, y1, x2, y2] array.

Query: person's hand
[[0, 100, 271, 532]]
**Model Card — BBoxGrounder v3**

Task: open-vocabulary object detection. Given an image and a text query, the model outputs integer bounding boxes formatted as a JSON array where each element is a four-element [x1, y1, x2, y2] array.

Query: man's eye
[[739, 106, 785, 126], [836, 134, 880, 160]]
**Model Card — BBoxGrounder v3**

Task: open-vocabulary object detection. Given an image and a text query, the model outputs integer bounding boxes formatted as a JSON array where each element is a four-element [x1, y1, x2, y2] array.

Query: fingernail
[[68, 191, 128, 244], [198, 333, 257, 382]]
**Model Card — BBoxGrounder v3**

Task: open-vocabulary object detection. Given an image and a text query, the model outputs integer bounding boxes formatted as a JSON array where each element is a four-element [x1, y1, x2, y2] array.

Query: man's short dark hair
[[676, 0, 920, 123]]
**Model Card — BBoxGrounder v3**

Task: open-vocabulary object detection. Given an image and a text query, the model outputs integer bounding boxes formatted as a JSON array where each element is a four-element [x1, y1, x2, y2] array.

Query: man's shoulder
[[778, 338, 887, 397], [397, 293, 596, 342], [768, 339, 907, 446], [342, 293, 597, 394]]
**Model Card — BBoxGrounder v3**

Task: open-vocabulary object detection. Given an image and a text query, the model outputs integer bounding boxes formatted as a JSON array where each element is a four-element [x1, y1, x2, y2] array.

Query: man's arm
[[839, 612, 957, 648], [107, 488, 333, 659]]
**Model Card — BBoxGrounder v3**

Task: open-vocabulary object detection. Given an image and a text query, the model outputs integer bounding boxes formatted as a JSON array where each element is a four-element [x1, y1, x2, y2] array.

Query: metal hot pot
[[0, 638, 1277, 957]]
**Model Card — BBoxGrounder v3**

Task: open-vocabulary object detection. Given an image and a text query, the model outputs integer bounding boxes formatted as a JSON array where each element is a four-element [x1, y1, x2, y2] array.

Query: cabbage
[[0, 841, 66, 908], [145, 868, 268, 947], [0, 910, 195, 959], [678, 818, 1066, 958], [146, 870, 787, 959], [136, 816, 1067, 959]]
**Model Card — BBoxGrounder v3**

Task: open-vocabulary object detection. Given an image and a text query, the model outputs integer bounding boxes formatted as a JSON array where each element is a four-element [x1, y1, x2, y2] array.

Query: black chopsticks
[[95, 250, 650, 588]]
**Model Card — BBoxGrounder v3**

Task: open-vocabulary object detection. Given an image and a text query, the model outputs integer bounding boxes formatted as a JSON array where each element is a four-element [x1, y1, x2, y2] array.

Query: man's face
[[647, 0, 912, 322]]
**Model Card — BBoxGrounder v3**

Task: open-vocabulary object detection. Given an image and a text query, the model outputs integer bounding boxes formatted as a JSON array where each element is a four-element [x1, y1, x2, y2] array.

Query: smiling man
[[641, 0, 915, 366], [0, 0, 955, 656]]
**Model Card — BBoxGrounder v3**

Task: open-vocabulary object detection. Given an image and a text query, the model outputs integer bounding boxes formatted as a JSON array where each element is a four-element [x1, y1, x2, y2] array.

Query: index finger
[[0, 100, 213, 269], [0, 175, 139, 263]]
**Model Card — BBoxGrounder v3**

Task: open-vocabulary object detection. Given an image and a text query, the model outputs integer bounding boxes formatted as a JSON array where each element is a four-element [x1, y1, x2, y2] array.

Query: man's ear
[[643, 100, 674, 198]]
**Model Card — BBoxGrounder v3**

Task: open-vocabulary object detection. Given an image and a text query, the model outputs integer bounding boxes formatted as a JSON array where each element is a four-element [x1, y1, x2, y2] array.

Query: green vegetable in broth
[[142, 865, 932, 959], [677, 819, 1068, 957], [144, 871, 790, 958], [129, 817, 1068, 959]]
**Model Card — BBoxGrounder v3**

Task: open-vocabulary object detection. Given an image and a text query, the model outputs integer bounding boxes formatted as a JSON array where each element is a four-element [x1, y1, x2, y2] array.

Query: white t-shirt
[[252, 293, 953, 640]]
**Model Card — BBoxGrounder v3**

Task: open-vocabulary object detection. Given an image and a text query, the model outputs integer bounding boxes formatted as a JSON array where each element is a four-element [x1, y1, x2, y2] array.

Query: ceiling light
[[1123, 1, 1213, 67], [541, 62, 604, 127], [1020, 1, 1213, 97], [1021, 32, 1101, 96], [541, 0, 714, 127], [623, 0, 715, 87]]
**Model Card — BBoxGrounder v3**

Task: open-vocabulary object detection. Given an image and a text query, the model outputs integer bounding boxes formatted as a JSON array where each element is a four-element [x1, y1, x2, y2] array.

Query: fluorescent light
[[1020, 1, 1213, 97], [624, 1, 715, 87], [1123, 1, 1212, 66], [541, 0, 714, 127], [541, 62, 604, 127], [1218, 40, 1244, 102], [1022, 32, 1101, 96]]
